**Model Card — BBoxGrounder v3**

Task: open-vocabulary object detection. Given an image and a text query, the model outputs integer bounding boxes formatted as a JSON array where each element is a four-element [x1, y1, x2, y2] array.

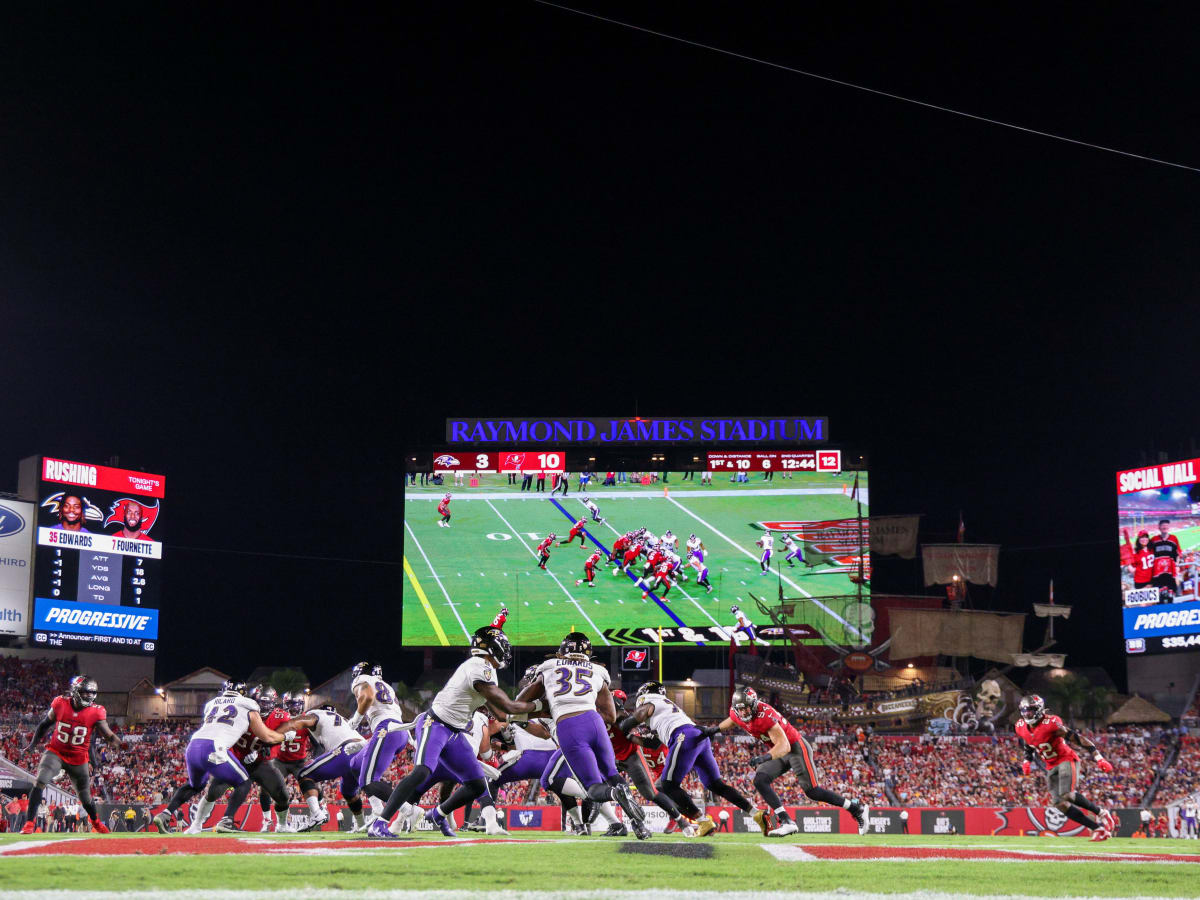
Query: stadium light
[[154, 687, 164, 696]]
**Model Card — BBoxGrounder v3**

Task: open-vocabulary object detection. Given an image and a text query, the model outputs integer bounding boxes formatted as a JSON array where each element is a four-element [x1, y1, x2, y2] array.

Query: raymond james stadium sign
[[446, 417, 828, 444]]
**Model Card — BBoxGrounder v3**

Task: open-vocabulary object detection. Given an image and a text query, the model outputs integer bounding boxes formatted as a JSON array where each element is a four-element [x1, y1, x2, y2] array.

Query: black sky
[[2, 3, 1197, 688]]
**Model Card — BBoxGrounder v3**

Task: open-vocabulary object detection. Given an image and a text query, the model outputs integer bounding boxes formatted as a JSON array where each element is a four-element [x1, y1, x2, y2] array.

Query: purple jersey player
[[517, 632, 650, 840]]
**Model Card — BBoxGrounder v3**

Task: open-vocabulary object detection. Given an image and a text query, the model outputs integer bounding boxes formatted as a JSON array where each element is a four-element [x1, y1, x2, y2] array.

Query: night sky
[[2, 3, 1197, 689]]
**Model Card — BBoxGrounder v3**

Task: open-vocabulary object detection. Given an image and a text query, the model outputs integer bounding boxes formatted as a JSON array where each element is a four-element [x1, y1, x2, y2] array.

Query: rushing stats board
[[31, 457, 165, 654]]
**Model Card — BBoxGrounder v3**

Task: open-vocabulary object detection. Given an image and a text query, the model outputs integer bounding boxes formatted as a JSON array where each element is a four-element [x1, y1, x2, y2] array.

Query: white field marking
[[0, 890, 1172, 900], [667, 497, 865, 642], [484, 500, 607, 645], [406, 487, 858, 501], [759, 845, 818, 861], [577, 498, 725, 632], [404, 521, 471, 638]]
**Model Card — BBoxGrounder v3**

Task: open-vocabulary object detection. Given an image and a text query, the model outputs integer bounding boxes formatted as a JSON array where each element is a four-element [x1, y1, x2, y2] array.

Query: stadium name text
[[446, 417, 828, 444]]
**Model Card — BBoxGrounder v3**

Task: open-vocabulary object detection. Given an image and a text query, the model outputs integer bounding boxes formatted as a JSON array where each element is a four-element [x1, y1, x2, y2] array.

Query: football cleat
[[631, 819, 651, 840], [367, 818, 398, 839], [602, 822, 628, 837], [696, 815, 717, 837], [752, 808, 772, 835], [610, 782, 645, 825], [91, 820, 110, 834], [768, 820, 799, 837], [681, 822, 699, 837], [20, 821, 36, 834], [259, 815, 273, 832], [570, 821, 591, 836], [1101, 809, 1117, 833], [299, 810, 329, 833], [151, 811, 174, 833], [214, 817, 241, 833], [851, 802, 870, 835], [1089, 827, 1110, 842], [425, 806, 457, 838]]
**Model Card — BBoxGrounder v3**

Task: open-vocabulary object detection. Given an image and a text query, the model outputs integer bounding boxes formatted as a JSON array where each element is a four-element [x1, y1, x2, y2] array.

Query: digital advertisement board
[[1117, 458, 1199, 654], [0, 498, 35, 637], [28, 457, 165, 654], [401, 461, 869, 647]]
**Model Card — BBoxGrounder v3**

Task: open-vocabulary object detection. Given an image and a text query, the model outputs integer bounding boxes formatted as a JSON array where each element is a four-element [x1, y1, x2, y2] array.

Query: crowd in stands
[[2, 655, 1199, 813]]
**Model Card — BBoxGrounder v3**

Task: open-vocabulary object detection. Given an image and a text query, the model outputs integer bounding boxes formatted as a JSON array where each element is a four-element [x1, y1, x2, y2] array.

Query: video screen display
[[402, 458, 869, 647], [1117, 458, 1200, 654], [31, 457, 165, 654]]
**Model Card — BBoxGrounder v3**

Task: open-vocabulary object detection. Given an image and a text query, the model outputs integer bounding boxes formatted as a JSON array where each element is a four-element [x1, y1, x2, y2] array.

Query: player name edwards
[[447, 416, 828, 444]]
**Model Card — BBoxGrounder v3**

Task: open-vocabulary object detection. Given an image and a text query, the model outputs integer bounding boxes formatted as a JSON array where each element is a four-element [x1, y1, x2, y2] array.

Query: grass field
[[402, 472, 870, 647], [2, 831, 1198, 897]]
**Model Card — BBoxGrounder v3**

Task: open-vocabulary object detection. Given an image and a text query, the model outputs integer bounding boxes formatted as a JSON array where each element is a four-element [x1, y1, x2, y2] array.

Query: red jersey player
[[576, 550, 603, 587], [619, 540, 643, 575], [609, 532, 632, 564], [1014, 694, 1116, 840], [559, 518, 588, 549], [437, 493, 452, 528], [707, 685, 868, 836], [262, 694, 312, 831], [536, 533, 555, 569], [22, 675, 127, 834], [641, 562, 674, 600]]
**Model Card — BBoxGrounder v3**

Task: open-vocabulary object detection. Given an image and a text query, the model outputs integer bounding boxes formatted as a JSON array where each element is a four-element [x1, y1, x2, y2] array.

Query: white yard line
[[484, 500, 608, 645], [403, 520, 472, 638], [577, 499, 726, 633], [666, 497, 865, 642]]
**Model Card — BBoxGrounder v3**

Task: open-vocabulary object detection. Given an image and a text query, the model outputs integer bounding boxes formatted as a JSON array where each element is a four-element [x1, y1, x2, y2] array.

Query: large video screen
[[1117, 458, 1200, 654], [30, 457, 165, 654], [402, 456, 869, 647]]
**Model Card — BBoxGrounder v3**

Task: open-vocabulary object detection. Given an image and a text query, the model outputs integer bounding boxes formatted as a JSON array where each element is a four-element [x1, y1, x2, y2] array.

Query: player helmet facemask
[[732, 686, 759, 720], [69, 675, 98, 710], [519, 664, 539, 690], [253, 685, 280, 713], [471, 625, 513, 668], [557, 631, 592, 660], [611, 689, 628, 711], [635, 681, 665, 705], [1019, 694, 1046, 726]]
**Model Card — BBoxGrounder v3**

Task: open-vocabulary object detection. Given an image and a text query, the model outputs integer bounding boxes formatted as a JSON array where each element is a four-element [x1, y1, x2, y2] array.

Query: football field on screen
[[402, 472, 870, 646]]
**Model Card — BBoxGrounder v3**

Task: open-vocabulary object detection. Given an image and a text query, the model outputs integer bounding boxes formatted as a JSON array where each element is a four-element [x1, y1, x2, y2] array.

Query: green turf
[[402, 473, 870, 647], [1, 831, 1197, 896]]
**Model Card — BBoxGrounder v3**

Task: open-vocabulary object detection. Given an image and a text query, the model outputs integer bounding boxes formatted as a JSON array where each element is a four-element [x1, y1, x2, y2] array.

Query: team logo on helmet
[[103, 497, 161, 534], [433, 455, 460, 468], [69, 675, 98, 710]]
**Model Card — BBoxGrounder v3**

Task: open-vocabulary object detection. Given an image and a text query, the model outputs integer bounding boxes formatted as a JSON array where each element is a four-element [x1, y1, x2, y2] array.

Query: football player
[[756, 531, 774, 574], [608, 531, 632, 565], [371, 626, 539, 838], [1014, 695, 1116, 840], [582, 497, 605, 525], [686, 536, 713, 593], [620, 681, 762, 836], [153, 681, 290, 833], [781, 533, 807, 568], [537, 534, 555, 570], [260, 691, 316, 831], [517, 632, 650, 839], [730, 605, 770, 647], [709, 686, 869, 836], [619, 539, 643, 575], [641, 562, 674, 601], [576, 549, 604, 587], [559, 517, 588, 549], [347, 663, 412, 809], [437, 493, 452, 528], [608, 689, 695, 836], [284, 704, 369, 830], [492, 605, 509, 628], [22, 675, 128, 834], [660, 530, 678, 552]]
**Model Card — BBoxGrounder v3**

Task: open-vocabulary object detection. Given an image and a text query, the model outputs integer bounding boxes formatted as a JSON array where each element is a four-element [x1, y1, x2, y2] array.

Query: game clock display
[[30, 457, 165, 654]]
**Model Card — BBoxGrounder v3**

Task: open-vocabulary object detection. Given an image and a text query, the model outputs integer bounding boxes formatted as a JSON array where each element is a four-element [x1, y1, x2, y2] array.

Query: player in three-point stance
[[582, 496, 605, 525], [537, 533, 555, 569], [620, 681, 763, 837], [517, 632, 651, 840], [154, 681, 290, 833], [22, 675, 128, 834], [707, 686, 870, 836], [576, 549, 604, 587], [371, 625, 539, 838], [559, 517, 588, 549], [608, 531, 633, 565], [437, 493, 452, 528], [755, 530, 774, 574], [1014, 694, 1116, 841], [618, 538, 644, 576]]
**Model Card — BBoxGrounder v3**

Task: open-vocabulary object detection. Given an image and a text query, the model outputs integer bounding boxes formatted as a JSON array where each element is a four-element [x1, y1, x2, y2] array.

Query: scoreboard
[[432, 451, 566, 474], [28, 457, 165, 655], [707, 449, 842, 473]]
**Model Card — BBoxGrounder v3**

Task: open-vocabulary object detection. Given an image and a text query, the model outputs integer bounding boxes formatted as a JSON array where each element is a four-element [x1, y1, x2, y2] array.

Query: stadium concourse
[[1, 654, 1198, 834]]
